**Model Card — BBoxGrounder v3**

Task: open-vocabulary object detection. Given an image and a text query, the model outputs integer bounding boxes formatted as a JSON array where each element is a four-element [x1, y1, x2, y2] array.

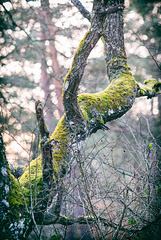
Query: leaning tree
[[0, 0, 161, 239]]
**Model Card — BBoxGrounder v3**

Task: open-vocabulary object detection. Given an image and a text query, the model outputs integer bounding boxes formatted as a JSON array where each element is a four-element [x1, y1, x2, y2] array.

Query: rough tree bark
[[0, 0, 161, 239]]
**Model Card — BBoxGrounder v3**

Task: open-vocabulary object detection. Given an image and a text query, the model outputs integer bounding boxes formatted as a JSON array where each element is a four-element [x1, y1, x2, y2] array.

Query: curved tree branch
[[62, 18, 100, 136]]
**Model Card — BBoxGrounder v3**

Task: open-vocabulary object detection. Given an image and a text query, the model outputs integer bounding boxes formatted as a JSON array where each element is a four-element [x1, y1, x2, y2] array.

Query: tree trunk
[[49, 25, 64, 117], [0, 132, 32, 239], [40, 0, 63, 133]]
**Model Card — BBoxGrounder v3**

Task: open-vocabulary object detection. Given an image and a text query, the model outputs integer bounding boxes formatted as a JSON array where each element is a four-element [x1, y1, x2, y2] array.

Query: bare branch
[[35, 101, 53, 202], [130, 28, 161, 72], [71, 0, 91, 21], [35, 100, 50, 139], [112, 204, 126, 240]]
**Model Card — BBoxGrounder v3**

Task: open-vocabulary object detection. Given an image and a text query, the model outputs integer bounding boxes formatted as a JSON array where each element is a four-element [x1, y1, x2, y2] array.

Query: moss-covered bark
[[0, 132, 32, 240]]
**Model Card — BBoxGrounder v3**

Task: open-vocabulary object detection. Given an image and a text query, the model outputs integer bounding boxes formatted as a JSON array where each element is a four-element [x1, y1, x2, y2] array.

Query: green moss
[[19, 72, 138, 205], [108, 55, 131, 79], [137, 79, 159, 97], [4, 173, 30, 239], [62, 67, 75, 97], [62, 30, 91, 97], [78, 74, 137, 126], [50, 115, 69, 170], [20, 156, 42, 184], [19, 156, 43, 205], [128, 217, 139, 225], [144, 78, 158, 87], [19, 115, 69, 203], [76, 30, 90, 54], [9, 173, 25, 211], [143, 79, 158, 93], [59, 215, 71, 225]]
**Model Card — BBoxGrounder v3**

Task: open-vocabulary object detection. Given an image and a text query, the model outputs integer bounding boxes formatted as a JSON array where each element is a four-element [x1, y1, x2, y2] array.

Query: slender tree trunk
[[40, 9, 55, 133], [49, 25, 64, 117], [40, 0, 63, 133], [40, 59, 55, 133]]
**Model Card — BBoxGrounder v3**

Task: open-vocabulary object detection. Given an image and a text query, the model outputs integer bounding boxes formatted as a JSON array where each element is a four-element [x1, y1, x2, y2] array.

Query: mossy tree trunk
[[0, 132, 32, 239], [0, 0, 161, 239]]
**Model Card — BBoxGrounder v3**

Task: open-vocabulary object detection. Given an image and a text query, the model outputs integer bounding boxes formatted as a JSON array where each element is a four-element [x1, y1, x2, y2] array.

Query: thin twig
[[130, 28, 161, 73]]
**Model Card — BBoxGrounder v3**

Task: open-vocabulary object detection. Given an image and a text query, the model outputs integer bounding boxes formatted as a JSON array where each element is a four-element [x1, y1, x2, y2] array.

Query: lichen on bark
[[0, 133, 31, 240], [78, 73, 137, 128]]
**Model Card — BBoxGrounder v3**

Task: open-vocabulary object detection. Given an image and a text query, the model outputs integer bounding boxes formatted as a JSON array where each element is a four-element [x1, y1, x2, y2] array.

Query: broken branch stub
[[35, 100, 54, 198]]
